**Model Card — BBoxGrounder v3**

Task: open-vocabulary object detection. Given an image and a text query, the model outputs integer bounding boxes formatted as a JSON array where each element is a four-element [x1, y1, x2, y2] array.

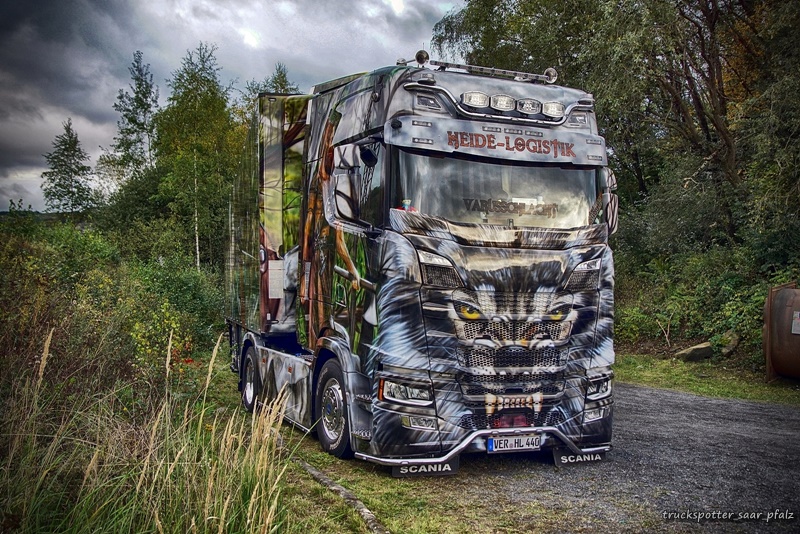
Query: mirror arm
[[363, 225, 382, 239]]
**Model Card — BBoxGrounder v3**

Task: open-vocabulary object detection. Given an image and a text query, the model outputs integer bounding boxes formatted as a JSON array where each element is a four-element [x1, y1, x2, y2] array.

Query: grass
[[1, 336, 291, 534], [614, 352, 800, 405]]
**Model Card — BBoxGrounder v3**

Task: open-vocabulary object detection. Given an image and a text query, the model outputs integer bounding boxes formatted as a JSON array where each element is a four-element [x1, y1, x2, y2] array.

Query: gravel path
[[454, 383, 800, 533]]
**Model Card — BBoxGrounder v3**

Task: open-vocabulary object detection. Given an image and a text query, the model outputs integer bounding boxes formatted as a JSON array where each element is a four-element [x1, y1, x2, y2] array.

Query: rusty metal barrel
[[764, 283, 800, 380]]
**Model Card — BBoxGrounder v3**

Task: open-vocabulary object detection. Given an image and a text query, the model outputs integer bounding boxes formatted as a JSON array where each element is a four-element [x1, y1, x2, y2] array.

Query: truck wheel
[[242, 347, 260, 412], [315, 359, 354, 458]]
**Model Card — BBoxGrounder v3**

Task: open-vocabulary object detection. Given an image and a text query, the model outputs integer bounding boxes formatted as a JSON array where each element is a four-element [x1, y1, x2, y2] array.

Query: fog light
[[401, 415, 438, 430], [584, 407, 606, 422]]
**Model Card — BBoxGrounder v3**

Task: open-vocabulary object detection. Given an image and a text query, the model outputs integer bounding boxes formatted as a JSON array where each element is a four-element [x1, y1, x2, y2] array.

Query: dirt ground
[[449, 382, 800, 532]]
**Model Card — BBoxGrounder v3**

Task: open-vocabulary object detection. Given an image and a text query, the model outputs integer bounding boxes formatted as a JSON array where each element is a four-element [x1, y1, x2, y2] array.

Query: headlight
[[587, 377, 612, 400], [566, 258, 602, 291], [489, 94, 515, 112], [417, 250, 451, 266], [462, 91, 489, 107], [516, 98, 542, 115], [418, 250, 462, 288], [575, 258, 601, 271], [380, 379, 433, 405]]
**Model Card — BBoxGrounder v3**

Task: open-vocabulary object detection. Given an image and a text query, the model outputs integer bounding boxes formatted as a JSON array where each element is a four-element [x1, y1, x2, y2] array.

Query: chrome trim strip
[[403, 82, 594, 128]]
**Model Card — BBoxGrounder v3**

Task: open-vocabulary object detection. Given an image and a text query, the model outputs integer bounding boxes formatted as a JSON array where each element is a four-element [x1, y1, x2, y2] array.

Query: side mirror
[[603, 192, 619, 235], [602, 167, 618, 191], [359, 145, 378, 168]]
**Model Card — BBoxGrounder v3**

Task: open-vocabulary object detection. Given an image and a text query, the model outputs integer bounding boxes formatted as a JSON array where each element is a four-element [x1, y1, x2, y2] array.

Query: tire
[[242, 347, 260, 412], [315, 359, 354, 458]]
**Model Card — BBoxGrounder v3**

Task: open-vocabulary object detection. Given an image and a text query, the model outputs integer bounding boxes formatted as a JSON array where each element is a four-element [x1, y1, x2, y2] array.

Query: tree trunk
[[194, 151, 200, 271]]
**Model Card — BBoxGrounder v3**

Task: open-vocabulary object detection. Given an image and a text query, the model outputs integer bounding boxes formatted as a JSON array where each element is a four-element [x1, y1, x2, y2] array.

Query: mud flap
[[553, 448, 606, 466], [392, 456, 459, 477]]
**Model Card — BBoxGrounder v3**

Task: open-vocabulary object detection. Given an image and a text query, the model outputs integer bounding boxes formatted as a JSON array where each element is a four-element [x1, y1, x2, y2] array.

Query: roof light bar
[[430, 60, 558, 84], [542, 101, 565, 118], [516, 98, 542, 115], [489, 94, 515, 112], [462, 91, 489, 107]]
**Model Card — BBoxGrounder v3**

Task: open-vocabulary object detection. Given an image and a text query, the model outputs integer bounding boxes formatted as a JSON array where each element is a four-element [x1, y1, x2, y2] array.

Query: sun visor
[[383, 116, 607, 166]]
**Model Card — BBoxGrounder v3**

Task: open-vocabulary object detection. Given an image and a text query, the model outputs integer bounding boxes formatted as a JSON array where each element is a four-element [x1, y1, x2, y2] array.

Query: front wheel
[[315, 359, 354, 458], [242, 347, 259, 412]]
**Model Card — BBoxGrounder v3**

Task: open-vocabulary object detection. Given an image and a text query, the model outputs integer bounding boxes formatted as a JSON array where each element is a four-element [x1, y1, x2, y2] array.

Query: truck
[[226, 51, 618, 475]]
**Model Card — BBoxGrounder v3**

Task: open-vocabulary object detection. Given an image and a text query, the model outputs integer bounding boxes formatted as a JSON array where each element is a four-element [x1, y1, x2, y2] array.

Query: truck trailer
[[226, 51, 618, 475]]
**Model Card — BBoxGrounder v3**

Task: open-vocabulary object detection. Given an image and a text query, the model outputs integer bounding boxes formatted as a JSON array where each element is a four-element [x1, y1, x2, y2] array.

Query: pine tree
[[112, 50, 160, 177], [41, 118, 95, 214]]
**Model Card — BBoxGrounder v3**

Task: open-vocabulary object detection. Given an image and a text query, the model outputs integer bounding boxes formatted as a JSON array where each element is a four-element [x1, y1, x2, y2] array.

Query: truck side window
[[359, 143, 384, 227], [332, 142, 384, 228]]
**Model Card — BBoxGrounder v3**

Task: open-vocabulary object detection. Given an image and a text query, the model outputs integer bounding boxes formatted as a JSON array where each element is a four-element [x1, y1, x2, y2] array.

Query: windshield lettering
[[393, 148, 598, 229], [463, 198, 558, 218]]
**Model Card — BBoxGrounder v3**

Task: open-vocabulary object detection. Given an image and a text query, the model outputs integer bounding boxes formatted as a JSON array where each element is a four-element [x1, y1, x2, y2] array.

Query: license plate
[[488, 434, 541, 453]]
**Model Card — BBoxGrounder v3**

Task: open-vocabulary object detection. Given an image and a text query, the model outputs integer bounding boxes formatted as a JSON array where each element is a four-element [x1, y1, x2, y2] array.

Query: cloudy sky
[[0, 0, 459, 212]]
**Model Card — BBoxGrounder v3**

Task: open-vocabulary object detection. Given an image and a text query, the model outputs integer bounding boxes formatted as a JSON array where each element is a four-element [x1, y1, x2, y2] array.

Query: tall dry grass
[[1, 333, 290, 533]]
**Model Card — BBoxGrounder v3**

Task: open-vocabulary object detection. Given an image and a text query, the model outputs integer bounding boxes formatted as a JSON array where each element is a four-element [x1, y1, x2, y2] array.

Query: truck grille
[[457, 346, 567, 369], [459, 373, 565, 396], [457, 409, 566, 430], [456, 320, 569, 341], [453, 289, 557, 314]]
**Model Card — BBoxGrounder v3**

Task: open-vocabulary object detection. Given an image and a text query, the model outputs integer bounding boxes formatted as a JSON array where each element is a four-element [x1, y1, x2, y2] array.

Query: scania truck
[[226, 51, 618, 475]]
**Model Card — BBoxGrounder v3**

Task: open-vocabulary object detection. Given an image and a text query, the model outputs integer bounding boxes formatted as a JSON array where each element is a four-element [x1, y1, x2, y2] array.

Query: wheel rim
[[244, 360, 255, 405], [321, 378, 345, 441]]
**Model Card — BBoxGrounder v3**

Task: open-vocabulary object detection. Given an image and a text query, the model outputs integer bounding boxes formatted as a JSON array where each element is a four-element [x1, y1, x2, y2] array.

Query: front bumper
[[354, 425, 611, 467]]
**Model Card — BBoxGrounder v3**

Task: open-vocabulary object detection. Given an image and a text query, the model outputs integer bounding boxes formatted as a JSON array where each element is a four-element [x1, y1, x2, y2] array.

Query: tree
[[154, 43, 235, 269], [235, 62, 301, 124], [112, 51, 160, 177], [432, 0, 772, 243], [41, 118, 95, 214]]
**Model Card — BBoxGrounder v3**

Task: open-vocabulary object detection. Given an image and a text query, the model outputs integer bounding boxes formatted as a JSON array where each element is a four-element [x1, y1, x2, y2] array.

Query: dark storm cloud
[[0, 0, 141, 122], [0, 0, 146, 180], [0, 181, 36, 205], [254, 0, 453, 87], [0, 0, 456, 211]]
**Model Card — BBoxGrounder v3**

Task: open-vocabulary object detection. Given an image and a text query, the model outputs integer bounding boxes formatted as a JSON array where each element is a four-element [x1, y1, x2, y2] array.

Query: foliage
[[434, 1, 800, 358], [154, 43, 238, 269], [1, 322, 289, 533], [111, 50, 160, 177], [0, 215, 289, 532], [94, 44, 300, 275], [41, 118, 97, 214], [236, 62, 302, 125]]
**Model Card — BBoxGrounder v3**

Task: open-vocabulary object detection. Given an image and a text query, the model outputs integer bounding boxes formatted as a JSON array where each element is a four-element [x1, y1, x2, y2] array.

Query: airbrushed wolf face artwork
[[226, 51, 619, 476]]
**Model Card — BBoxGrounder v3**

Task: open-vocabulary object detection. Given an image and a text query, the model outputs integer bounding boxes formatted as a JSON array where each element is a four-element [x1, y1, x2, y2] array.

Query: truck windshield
[[391, 148, 601, 229]]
